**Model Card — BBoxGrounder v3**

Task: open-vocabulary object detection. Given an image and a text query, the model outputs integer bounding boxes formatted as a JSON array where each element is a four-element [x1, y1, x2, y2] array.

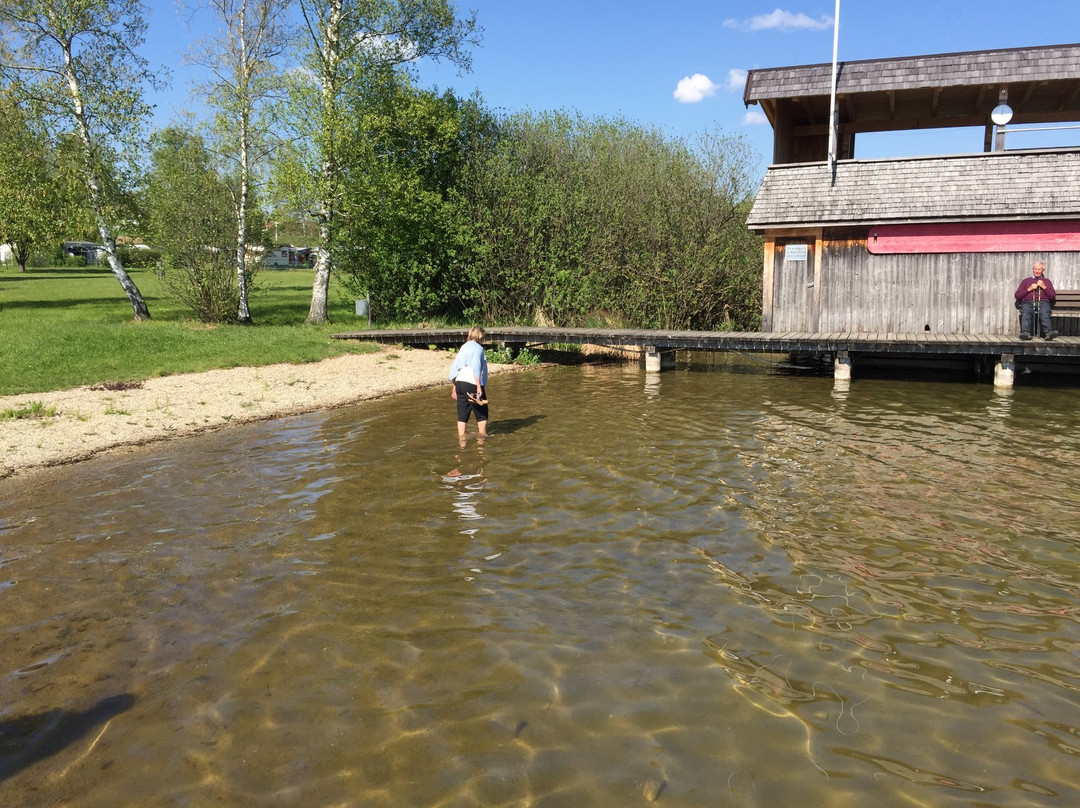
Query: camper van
[[62, 241, 105, 264], [263, 246, 314, 269]]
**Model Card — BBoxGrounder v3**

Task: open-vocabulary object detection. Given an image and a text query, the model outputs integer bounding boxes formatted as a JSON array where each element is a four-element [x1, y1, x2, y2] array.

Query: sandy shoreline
[[0, 345, 512, 479]]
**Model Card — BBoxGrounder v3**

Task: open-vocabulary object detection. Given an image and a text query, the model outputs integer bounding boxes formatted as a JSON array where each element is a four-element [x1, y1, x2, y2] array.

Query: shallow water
[[2, 358, 1080, 806]]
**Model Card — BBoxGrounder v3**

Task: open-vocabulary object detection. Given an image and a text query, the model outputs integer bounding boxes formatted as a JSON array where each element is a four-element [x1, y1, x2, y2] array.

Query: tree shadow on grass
[[0, 268, 114, 282], [0, 693, 135, 782], [0, 298, 126, 311]]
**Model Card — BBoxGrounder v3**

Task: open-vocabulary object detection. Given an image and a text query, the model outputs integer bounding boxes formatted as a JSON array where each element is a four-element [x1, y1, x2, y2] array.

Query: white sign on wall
[[784, 244, 808, 262]]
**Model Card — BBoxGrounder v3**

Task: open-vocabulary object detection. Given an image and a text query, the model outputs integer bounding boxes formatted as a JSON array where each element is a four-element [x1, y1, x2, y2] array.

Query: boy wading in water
[[449, 326, 489, 437]]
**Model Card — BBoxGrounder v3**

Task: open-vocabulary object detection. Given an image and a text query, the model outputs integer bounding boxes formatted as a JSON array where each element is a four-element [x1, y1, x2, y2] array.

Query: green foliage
[[459, 113, 763, 330], [118, 246, 162, 268], [1, 401, 56, 420], [322, 98, 763, 330], [0, 96, 69, 271], [513, 347, 540, 366], [332, 72, 492, 321], [273, 0, 480, 325], [486, 345, 513, 364], [485, 345, 539, 365], [142, 127, 260, 323], [0, 0, 162, 320]]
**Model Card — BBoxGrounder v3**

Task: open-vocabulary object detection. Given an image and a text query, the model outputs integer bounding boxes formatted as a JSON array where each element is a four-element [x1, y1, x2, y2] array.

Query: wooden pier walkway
[[333, 326, 1080, 388], [333, 326, 1080, 358]]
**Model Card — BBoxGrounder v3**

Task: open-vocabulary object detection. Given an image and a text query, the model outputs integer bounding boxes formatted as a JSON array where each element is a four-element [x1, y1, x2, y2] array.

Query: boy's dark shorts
[[455, 380, 488, 422]]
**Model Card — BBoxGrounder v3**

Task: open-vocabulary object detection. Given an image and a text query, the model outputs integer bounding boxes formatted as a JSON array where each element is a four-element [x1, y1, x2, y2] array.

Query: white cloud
[[673, 73, 720, 104], [743, 110, 770, 126], [726, 68, 748, 93], [724, 8, 833, 32]]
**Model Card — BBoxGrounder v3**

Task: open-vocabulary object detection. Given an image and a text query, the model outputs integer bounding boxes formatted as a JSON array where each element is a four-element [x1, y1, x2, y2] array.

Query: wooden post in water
[[834, 350, 852, 382], [644, 346, 675, 372], [994, 354, 1015, 389]]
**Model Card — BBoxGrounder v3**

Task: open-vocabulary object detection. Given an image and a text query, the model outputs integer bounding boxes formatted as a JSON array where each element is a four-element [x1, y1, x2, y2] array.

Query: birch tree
[[0, 0, 162, 319], [190, 0, 288, 325], [291, 0, 478, 325]]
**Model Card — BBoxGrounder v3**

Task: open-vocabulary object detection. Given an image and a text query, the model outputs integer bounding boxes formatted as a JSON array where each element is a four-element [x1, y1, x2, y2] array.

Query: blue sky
[[145, 1, 1080, 175]]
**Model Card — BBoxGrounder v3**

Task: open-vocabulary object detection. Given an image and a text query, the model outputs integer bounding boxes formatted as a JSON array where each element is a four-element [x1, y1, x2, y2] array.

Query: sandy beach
[[0, 345, 511, 479]]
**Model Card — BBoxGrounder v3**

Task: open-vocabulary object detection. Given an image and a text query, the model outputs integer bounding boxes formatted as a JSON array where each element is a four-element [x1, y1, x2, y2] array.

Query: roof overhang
[[744, 43, 1080, 135]]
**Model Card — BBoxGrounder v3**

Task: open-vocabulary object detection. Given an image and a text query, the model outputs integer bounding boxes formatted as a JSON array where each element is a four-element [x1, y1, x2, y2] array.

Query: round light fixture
[[991, 103, 1014, 126]]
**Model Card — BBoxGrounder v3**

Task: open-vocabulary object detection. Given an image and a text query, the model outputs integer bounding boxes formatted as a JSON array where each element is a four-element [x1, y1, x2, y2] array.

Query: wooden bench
[[1052, 290, 1080, 337]]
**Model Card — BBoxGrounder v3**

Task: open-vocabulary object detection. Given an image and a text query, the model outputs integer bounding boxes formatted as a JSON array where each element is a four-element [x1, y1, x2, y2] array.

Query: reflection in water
[[2, 362, 1080, 806], [988, 386, 1014, 419], [443, 448, 488, 528], [644, 374, 661, 398]]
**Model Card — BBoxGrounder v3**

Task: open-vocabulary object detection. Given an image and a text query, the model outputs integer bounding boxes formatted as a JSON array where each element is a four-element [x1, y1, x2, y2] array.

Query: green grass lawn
[[0, 265, 386, 395]]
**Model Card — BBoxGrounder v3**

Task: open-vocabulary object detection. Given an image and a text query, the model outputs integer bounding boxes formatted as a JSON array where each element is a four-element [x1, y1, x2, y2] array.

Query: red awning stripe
[[867, 221, 1080, 254]]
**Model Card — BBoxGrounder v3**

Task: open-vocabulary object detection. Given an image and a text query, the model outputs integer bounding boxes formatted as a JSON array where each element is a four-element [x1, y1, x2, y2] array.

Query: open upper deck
[[743, 43, 1080, 163]]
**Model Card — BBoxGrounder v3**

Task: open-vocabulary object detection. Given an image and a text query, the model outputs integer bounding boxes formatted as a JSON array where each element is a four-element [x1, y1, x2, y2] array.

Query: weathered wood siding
[[768, 239, 816, 331], [766, 229, 1080, 333]]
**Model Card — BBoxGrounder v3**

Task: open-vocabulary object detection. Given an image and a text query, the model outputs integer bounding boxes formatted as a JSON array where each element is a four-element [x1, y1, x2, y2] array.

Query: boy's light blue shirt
[[448, 340, 488, 386]]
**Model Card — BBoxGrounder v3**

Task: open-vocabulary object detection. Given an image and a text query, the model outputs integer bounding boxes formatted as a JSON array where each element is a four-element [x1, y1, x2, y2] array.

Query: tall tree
[[190, 0, 288, 325], [0, 0, 162, 319], [0, 95, 67, 271], [290, 0, 479, 324], [143, 126, 246, 322], [332, 75, 492, 321]]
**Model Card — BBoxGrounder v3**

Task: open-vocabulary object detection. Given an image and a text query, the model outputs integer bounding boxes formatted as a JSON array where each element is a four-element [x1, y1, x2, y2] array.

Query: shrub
[[155, 253, 255, 324], [513, 347, 540, 366], [120, 246, 163, 268], [487, 345, 513, 364]]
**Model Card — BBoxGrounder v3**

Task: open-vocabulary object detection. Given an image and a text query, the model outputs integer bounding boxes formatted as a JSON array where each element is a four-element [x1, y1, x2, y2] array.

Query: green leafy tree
[[283, 0, 479, 325], [0, 95, 68, 271], [189, 0, 289, 325], [332, 74, 493, 320], [143, 127, 252, 322], [0, 0, 164, 319]]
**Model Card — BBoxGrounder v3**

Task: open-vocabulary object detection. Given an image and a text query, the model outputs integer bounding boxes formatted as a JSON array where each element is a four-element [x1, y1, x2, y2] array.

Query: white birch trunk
[[305, 0, 342, 325], [234, 3, 253, 325], [61, 37, 150, 321]]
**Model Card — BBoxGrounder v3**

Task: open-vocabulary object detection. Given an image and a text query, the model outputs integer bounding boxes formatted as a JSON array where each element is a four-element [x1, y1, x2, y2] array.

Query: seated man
[[1014, 261, 1059, 341]]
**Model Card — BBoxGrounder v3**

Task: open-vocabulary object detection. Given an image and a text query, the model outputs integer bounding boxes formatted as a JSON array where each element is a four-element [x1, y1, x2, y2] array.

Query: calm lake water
[[2, 357, 1080, 807]]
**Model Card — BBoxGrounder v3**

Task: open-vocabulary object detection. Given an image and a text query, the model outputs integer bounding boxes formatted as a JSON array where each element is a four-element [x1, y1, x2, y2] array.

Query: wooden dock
[[333, 327, 1080, 388], [333, 326, 1080, 357]]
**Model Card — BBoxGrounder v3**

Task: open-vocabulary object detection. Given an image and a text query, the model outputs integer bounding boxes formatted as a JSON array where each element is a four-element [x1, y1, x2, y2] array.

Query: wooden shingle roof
[[745, 43, 1080, 101], [745, 149, 1080, 230], [745, 43, 1080, 134]]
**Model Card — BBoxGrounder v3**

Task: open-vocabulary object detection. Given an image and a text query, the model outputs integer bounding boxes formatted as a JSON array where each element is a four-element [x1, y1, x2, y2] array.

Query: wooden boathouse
[[743, 43, 1080, 341]]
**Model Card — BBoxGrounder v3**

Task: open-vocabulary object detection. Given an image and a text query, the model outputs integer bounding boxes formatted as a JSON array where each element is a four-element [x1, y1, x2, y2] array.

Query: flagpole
[[827, 0, 841, 182]]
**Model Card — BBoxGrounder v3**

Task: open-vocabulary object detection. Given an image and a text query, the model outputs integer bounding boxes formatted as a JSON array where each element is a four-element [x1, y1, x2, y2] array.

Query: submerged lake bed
[[2, 358, 1079, 806]]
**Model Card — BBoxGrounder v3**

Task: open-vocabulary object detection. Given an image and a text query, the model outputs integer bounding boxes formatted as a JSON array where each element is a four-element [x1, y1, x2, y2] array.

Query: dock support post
[[993, 354, 1015, 390], [644, 346, 675, 372], [834, 350, 852, 382]]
